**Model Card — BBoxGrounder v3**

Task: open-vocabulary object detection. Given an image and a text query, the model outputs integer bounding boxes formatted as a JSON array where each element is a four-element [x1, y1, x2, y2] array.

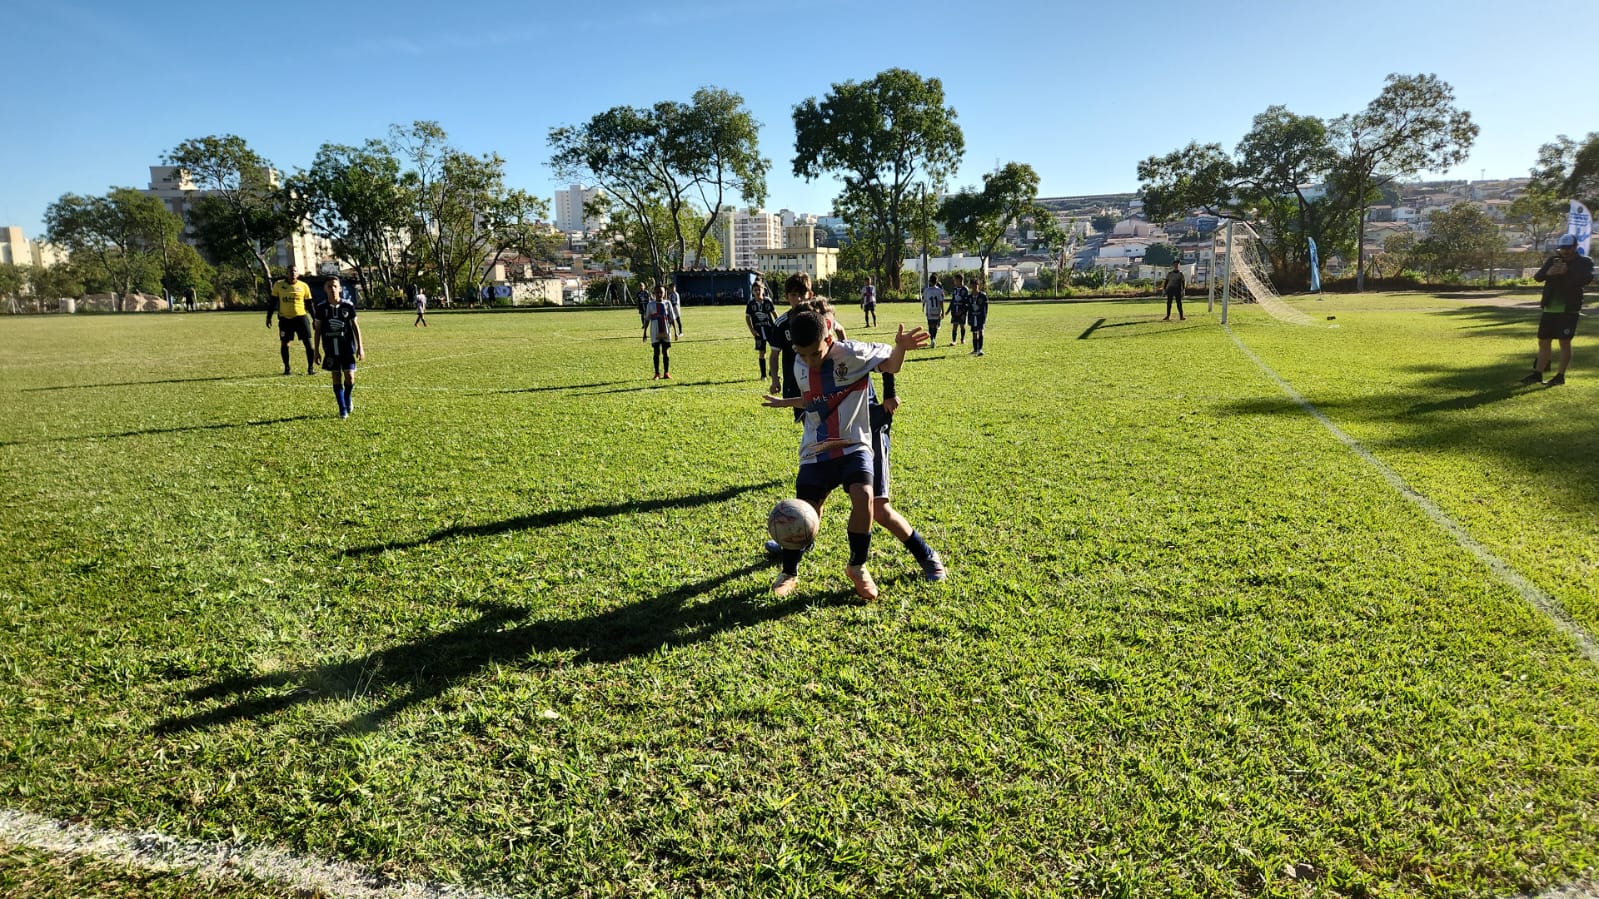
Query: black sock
[[847, 530, 871, 567], [280, 345, 290, 367], [781, 548, 803, 575], [902, 530, 933, 562]]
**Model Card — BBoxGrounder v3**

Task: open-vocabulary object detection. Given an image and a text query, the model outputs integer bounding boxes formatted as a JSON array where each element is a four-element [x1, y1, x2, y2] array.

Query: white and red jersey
[[793, 339, 892, 464], [644, 299, 677, 343]]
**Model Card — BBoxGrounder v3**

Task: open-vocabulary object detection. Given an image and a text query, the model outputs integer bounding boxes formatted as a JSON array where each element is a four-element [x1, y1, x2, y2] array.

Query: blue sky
[[1, 0, 1589, 241]]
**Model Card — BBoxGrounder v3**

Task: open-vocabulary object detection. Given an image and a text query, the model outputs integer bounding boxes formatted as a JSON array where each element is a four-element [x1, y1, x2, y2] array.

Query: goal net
[[1218, 222, 1316, 326]]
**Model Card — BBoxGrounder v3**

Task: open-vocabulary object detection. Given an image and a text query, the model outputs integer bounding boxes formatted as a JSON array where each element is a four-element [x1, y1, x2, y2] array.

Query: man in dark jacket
[[1520, 234, 1594, 387]]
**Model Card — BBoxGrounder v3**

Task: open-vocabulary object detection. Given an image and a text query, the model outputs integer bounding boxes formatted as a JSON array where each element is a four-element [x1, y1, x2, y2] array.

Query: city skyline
[[0, 0, 1584, 244]]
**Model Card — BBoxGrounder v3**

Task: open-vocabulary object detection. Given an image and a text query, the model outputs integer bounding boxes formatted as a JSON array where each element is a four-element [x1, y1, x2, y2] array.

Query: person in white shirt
[[920, 273, 945, 345]]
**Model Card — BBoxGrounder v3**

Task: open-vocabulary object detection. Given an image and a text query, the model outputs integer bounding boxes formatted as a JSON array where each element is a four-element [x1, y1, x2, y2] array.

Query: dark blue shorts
[[795, 450, 874, 504]]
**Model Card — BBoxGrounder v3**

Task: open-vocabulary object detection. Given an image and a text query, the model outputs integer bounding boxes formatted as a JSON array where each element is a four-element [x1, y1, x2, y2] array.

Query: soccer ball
[[767, 498, 819, 551]]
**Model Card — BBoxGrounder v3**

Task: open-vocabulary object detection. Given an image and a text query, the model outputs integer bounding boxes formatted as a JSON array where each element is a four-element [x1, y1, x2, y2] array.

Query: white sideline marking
[[0, 808, 507, 899], [1224, 325, 1599, 665]]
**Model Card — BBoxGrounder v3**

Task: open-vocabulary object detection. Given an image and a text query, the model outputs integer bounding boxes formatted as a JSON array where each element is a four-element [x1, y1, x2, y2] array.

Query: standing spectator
[[635, 283, 651, 328], [643, 285, 680, 380], [967, 277, 990, 356], [948, 274, 970, 346], [413, 286, 429, 327], [745, 278, 778, 380], [1521, 234, 1594, 386], [267, 264, 317, 376], [861, 276, 877, 328], [920, 273, 945, 345], [1162, 261, 1186, 321]]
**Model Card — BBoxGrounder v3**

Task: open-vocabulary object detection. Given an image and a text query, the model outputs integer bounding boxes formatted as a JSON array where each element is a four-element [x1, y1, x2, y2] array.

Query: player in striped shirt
[[761, 300, 931, 600]]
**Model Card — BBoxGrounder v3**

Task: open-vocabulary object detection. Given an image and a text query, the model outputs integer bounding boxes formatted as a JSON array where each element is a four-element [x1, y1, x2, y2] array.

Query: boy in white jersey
[[762, 304, 930, 600]]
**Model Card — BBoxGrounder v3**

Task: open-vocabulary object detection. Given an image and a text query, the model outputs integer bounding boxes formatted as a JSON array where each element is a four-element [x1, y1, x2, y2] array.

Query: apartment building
[[719, 207, 783, 271], [555, 184, 605, 232], [143, 165, 328, 271], [755, 224, 838, 282]]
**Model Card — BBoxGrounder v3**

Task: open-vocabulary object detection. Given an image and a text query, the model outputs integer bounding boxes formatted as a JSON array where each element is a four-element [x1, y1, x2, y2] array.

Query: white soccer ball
[[767, 498, 819, 551]]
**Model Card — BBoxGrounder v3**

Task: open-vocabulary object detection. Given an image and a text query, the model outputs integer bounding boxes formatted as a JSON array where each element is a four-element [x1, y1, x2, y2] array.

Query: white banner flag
[[1571, 199, 1593, 257]]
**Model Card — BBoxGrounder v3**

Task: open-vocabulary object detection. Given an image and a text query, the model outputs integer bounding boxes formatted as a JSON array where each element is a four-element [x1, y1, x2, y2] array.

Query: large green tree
[[1329, 73, 1478, 289], [793, 68, 964, 292], [1529, 131, 1599, 223], [164, 135, 298, 300], [44, 188, 181, 310], [937, 162, 1063, 280], [550, 88, 766, 288], [295, 138, 413, 303], [1411, 203, 1504, 278]]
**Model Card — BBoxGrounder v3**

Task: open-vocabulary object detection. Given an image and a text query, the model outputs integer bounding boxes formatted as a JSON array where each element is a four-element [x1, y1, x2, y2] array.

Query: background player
[[745, 278, 778, 380], [643, 285, 680, 380], [267, 264, 317, 375], [315, 280, 364, 419], [967, 278, 989, 356]]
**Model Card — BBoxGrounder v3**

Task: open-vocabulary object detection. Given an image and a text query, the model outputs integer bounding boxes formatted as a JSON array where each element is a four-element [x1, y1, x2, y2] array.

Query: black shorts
[[970, 315, 987, 331], [752, 326, 770, 353], [322, 356, 357, 373], [951, 310, 967, 325], [1538, 312, 1580, 341], [795, 451, 874, 504], [279, 315, 311, 342]]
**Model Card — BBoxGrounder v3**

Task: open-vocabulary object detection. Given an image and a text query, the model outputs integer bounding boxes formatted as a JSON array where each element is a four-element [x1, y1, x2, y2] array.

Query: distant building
[[142, 165, 328, 271], [555, 184, 605, 232], [720, 207, 783, 271], [1, 226, 63, 267], [755, 223, 838, 283]]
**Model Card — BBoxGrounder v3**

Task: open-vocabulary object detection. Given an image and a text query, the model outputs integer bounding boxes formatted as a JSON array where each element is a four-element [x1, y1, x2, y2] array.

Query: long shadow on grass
[[21, 374, 268, 391], [154, 562, 831, 736], [581, 377, 752, 395], [0, 415, 315, 447], [488, 380, 634, 394], [344, 479, 783, 557]]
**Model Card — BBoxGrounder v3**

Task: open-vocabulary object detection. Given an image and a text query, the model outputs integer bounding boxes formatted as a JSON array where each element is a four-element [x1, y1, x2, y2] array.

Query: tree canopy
[[937, 162, 1061, 277], [793, 68, 964, 291]]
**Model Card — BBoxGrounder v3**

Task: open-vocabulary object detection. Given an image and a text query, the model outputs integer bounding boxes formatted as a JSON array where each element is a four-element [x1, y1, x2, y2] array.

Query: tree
[[1329, 74, 1478, 290], [793, 68, 964, 292], [551, 89, 766, 289], [164, 135, 298, 299], [1507, 188, 1567, 253], [0, 264, 25, 314], [1412, 203, 1504, 278], [1090, 213, 1119, 234], [295, 139, 413, 303], [1529, 131, 1599, 221], [44, 188, 181, 310], [1143, 243, 1179, 266], [937, 162, 1061, 281]]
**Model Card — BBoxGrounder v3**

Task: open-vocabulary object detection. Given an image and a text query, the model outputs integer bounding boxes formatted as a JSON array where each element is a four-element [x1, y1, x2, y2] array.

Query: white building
[[1, 226, 63, 267], [720, 207, 783, 271], [143, 165, 328, 271], [555, 184, 605, 232], [755, 224, 838, 283]]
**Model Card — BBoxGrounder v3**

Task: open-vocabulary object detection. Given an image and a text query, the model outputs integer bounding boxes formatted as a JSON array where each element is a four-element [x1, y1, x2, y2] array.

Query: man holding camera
[[1520, 233, 1593, 387]]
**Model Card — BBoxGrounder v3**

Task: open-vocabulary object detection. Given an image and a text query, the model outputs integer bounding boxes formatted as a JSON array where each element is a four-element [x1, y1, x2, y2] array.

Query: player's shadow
[[0, 415, 315, 448], [583, 377, 751, 395], [22, 374, 266, 391], [154, 562, 831, 736], [343, 479, 782, 557], [487, 380, 634, 394]]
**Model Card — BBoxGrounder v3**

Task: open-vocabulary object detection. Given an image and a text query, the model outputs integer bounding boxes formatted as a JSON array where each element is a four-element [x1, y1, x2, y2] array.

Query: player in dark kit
[[948, 274, 969, 346], [315, 283, 364, 419], [745, 278, 778, 380], [967, 279, 989, 356], [1520, 233, 1594, 387], [268, 264, 317, 375]]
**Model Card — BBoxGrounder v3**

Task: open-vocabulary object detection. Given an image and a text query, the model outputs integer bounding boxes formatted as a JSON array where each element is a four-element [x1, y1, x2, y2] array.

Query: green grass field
[[1, 293, 1596, 898]]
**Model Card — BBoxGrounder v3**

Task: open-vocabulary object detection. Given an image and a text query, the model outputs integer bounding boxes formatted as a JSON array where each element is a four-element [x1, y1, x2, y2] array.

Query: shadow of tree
[[343, 479, 783, 557], [154, 562, 839, 736], [0, 415, 316, 448], [22, 375, 269, 392]]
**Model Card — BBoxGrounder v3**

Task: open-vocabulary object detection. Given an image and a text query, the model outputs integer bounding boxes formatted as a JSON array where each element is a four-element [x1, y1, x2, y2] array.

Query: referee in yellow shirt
[[268, 265, 317, 375]]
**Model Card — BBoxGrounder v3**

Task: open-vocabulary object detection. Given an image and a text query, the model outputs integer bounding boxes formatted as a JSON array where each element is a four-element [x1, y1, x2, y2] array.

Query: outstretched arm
[[878, 324, 931, 375]]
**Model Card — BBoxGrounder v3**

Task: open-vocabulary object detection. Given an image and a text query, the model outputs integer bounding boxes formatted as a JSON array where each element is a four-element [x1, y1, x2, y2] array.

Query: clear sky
[[0, 0, 1589, 242]]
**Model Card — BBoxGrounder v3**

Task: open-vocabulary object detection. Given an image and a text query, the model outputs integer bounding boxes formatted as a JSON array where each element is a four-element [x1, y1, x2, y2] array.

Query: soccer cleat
[[339, 410, 349, 420], [772, 573, 799, 597], [844, 564, 879, 601], [919, 551, 948, 583], [283, 366, 292, 376], [663, 373, 671, 379], [975, 350, 985, 357], [1547, 373, 1566, 387], [764, 539, 783, 558], [1519, 371, 1544, 385]]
